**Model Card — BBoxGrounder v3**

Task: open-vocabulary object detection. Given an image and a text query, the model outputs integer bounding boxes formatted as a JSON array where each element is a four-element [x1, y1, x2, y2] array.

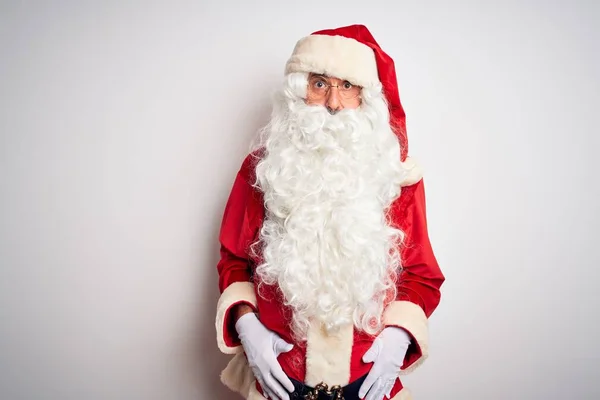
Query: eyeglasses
[[306, 74, 362, 101]]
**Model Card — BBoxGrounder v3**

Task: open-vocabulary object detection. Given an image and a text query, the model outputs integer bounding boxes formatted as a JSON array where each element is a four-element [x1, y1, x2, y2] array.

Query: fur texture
[[215, 281, 257, 354], [392, 388, 413, 400], [220, 353, 255, 398], [285, 34, 379, 87], [383, 300, 429, 374], [250, 72, 409, 342], [304, 320, 354, 387], [219, 71, 423, 400]]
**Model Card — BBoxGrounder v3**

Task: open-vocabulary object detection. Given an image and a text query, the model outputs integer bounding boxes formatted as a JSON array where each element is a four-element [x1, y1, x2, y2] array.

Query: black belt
[[289, 374, 367, 400]]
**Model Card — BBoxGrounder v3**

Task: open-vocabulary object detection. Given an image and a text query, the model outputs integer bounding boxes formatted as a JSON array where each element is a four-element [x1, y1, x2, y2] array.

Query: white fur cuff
[[285, 34, 380, 87], [215, 281, 258, 354], [383, 300, 429, 374], [391, 388, 413, 400]]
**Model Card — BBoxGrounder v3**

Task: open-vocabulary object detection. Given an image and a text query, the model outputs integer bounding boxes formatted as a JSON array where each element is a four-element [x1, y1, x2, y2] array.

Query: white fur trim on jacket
[[285, 34, 379, 87], [400, 156, 423, 187], [248, 383, 267, 400], [304, 320, 354, 387], [220, 353, 255, 398], [215, 281, 258, 354], [392, 387, 413, 400], [220, 354, 267, 399], [383, 300, 429, 374]]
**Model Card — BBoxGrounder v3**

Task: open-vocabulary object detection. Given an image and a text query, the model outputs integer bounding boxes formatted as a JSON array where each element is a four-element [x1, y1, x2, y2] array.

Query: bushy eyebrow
[[308, 73, 358, 87], [309, 73, 328, 80]]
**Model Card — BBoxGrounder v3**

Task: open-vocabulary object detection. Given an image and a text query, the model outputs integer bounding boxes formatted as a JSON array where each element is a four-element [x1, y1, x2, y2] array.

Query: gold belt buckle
[[303, 382, 344, 400]]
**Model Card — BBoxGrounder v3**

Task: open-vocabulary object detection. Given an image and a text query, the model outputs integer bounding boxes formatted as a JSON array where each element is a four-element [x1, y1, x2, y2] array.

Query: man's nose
[[325, 87, 343, 113]]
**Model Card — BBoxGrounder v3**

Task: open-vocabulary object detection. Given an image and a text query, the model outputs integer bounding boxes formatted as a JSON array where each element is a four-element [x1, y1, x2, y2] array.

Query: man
[[215, 25, 445, 400]]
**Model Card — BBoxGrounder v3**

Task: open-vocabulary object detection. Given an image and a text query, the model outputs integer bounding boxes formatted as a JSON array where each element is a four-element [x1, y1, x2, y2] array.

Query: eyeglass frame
[[305, 73, 363, 101]]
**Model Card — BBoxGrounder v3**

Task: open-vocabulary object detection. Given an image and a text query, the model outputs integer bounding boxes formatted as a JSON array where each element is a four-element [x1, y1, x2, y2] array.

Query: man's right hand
[[234, 312, 295, 400]]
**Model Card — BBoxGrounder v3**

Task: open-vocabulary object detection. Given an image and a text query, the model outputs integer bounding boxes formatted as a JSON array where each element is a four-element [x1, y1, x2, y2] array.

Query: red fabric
[[391, 182, 445, 318], [311, 24, 409, 161], [216, 167, 262, 293], [216, 153, 264, 348], [216, 152, 445, 393], [217, 27, 444, 399]]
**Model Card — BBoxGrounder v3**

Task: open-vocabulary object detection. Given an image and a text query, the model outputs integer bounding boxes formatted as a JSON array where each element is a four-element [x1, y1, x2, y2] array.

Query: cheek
[[344, 98, 362, 109], [305, 97, 326, 106]]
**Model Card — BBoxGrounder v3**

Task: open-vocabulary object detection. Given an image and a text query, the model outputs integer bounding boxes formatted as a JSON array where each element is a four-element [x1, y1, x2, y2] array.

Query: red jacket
[[215, 153, 445, 400]]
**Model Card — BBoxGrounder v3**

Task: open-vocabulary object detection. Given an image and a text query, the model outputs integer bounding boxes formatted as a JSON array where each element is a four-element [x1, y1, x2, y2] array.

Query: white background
[[1, 1, 598, 399]]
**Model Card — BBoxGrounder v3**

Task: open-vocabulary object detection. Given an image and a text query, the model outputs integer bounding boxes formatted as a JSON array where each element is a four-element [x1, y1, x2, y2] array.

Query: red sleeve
[[383, 179, 445, 372], [395, 179, 445, 316], [217, 171, 257, 292], [215, 154, 264, 354]]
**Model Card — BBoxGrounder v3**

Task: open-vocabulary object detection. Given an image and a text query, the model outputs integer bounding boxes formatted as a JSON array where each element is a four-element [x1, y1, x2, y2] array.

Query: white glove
[[235, 312, 295, 400], [358, 326, 411, 400]]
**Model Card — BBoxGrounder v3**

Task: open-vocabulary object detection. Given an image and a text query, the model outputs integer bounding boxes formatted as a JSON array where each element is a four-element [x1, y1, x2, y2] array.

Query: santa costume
[[215, 25, 445, 400]]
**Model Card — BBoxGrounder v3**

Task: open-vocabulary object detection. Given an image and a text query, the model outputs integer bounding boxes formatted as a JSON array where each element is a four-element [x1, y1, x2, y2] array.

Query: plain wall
[[1, 1, 598, 399]]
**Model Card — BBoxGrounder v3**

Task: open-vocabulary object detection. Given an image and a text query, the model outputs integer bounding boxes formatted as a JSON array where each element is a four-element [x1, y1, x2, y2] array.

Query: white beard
[[250, 73, 407, 341]]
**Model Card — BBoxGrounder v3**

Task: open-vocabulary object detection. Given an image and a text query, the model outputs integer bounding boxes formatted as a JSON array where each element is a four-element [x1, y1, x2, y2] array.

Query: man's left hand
[[358, 326, 411, 400]]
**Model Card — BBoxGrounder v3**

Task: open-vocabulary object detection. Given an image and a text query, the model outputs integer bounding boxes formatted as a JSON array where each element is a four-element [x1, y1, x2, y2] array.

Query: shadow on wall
[[180, 203, 241, 399], [182, 92, 273, 399]]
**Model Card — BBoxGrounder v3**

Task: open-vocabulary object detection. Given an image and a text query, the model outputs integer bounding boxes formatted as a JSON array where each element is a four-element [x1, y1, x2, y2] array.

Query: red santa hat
[[284, 24, 411, 163]]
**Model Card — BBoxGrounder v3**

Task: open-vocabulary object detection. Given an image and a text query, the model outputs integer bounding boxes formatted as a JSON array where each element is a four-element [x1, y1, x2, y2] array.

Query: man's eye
[[343, 82, 353, 89], [315, 81, 326, 88]]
